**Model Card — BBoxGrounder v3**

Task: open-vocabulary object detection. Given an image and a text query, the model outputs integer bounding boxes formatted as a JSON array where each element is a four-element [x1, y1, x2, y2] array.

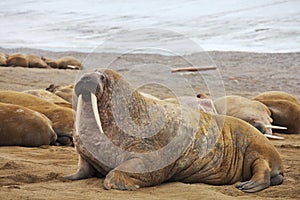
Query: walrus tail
[[270, 174, 284, 186]]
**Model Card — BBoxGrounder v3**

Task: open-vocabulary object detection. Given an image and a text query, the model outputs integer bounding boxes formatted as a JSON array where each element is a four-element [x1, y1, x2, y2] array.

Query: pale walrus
[[0, 102, 57, 147], [164, 96, 217, 114], [64, 69, 283, 193], [6, 53, 49, 68], [0, 91, 74, 146], [254, 91, 300, 134], [213, 95, 285, 139], [23, 89, 72, 108], [46, 84, 74, 104], [42, 56, 82, 70]]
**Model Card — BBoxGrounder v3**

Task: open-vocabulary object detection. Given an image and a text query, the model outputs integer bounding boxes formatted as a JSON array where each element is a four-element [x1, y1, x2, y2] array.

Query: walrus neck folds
[[96, 76, 154, 147]]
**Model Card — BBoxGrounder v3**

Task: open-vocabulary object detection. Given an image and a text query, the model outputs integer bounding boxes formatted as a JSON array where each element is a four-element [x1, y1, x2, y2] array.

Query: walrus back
[[0, 102, 57, 147]]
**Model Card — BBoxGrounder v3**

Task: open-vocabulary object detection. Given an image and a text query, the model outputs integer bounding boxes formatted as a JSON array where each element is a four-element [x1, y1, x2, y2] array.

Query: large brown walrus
[[0, 102, 57, 147], [254, 91, 300, 134], [0, 91, 74, 145], [64, 69, 283, 193], [213, 95, 285, 139], [6, 53, 49, 68]]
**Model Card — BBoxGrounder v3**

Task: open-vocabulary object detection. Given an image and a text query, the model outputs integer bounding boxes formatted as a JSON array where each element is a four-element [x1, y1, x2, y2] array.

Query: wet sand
[[0, 48, 299, 199]]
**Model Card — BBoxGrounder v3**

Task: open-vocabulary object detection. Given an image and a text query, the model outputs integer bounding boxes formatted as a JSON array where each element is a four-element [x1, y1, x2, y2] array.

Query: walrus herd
[[0, 52, 82, 69], [0, 66, 299, 193]]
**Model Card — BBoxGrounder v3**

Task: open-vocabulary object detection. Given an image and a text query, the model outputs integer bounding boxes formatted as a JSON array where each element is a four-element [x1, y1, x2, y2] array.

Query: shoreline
[[0, 47, 299, 99]]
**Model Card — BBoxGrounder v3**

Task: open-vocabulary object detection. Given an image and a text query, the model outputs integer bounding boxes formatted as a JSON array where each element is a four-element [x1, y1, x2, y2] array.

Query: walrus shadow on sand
[[64, 69, 284, 193]]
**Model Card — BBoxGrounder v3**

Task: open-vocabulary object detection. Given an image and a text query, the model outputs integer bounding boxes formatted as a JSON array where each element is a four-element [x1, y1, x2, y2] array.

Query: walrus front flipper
[[64, 155, 97, 180], [236, 159, 271, 193], [104, 158, 168, 190]]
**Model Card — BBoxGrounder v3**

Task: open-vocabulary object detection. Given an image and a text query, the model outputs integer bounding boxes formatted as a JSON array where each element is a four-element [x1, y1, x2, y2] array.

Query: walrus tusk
[[171, 66, 217, 73], [264, 134, 284, 140], [66, 65, 77, 69], [91, 93, 104, 134], [265, 125, 287, 130], [75, 94, 83, 132]]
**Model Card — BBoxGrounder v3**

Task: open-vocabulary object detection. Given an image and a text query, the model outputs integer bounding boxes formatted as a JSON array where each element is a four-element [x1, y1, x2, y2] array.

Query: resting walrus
[[0, 102, 57, 146], [23, 89, 72, 108], [46, 84, 74, 104], [214, 95, 285, 139], [6, 53, 49, 68], [0, 91, 74, 146], [42, 56, 82, 70], [65, 69, 283, 193], [254, 91, 300, 134]]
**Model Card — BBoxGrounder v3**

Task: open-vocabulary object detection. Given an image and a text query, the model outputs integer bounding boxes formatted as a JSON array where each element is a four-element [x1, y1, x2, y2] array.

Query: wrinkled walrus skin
[[0, 102, 57, 147], [0, 91, 74, 146], [254, 91, 300, 134], [65, 69, 283, 193]]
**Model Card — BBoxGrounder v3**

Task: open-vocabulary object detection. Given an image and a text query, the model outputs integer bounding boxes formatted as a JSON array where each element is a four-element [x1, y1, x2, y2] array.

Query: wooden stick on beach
[[171, 66, 217, 73]]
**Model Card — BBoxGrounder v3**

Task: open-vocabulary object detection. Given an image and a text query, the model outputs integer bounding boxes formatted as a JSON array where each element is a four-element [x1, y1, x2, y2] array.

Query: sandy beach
[[0, 48, 299, 199]]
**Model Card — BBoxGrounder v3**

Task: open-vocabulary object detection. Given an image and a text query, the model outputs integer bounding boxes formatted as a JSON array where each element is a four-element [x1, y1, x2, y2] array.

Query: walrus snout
[[250, 120, 265, 134], [75, 72, 104, 101]]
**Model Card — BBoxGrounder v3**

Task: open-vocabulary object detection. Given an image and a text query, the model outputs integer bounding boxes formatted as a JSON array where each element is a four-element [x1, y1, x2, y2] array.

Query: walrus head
[[75, 71, 105, 101]]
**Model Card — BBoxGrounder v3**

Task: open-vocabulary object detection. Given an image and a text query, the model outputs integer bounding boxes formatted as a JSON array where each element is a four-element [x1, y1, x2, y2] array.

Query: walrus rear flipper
[[236, 159, 271, 193], [270, 174, 284, 186]]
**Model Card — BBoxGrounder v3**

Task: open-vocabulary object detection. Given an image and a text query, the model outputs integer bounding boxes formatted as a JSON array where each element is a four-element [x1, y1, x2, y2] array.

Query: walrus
[[0, 102, 57, 147], [6, 53, 49, 68], [214, 95, 286, 139], [64, 69, 283, 193], [0, 91, 74, 146], [0, 52, 8, 66], [254, 91, 300, 134], [42, 56, 82, 69], [23, 89, 72, 108], [46, 84, 74, 104]]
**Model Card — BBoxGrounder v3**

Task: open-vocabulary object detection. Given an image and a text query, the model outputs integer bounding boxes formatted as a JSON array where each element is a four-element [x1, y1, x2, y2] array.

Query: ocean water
[[0, 0, 299, 54]]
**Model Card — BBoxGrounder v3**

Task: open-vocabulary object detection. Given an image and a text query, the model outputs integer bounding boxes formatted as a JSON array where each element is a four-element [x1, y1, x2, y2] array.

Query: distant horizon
[[0, 0, 299, 54]]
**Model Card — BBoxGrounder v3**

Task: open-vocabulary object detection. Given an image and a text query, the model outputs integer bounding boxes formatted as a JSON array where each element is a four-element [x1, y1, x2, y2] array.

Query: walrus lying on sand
[[254, 91, 300, 134], [164, 96, 217, 114], [65, 69, 283, 193], [214, 95, 286, 139], [0, 91, 74, 146], [46, 84, 74, 104], [0, 102, 57, 147], [23, 89, 72, 108], [6, 53, 49, 68], [42, 56, 82, 70]]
